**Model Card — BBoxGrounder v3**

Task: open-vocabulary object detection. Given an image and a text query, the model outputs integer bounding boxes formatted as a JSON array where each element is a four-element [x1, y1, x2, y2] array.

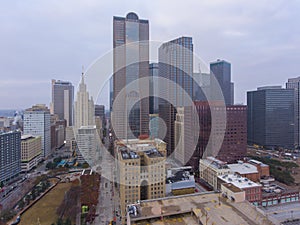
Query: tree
[[53, 157, 62, 164], [46, 162, 56, 170], [82, 162, 89, 168], [56, 218, 63, 225], [64, 218, 71, 225]]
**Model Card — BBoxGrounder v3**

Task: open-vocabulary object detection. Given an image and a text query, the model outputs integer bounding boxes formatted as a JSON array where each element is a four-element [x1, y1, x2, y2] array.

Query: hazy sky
[[0, 0, 299, 109]]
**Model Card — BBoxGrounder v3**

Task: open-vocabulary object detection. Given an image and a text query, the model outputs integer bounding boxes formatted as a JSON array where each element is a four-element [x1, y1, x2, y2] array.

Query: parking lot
[[261, 202, 300, 223]]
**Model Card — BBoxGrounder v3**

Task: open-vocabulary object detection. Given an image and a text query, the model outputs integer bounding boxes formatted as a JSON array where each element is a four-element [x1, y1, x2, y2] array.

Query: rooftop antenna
[[81, 65, 85, 83]]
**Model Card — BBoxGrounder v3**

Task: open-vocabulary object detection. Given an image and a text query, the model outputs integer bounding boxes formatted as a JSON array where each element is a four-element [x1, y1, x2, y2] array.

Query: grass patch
[[19, 182, 72, 225]]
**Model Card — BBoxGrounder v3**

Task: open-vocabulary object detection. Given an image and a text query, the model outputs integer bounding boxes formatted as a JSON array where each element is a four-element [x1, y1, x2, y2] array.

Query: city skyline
[[1, 0, 299, 109]]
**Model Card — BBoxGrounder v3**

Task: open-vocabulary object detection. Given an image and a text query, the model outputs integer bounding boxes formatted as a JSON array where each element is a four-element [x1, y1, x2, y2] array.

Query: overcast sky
[[0, 0, 299, 109]]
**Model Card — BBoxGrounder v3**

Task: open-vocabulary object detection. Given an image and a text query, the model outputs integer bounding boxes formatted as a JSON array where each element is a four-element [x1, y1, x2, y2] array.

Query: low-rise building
[[248, 159, 270, 178], [218, 173, 262, 206], [199, 157, 230, 190], [166, 167, 195, 196], [21, 135, 42, 172], [227, 161, 260, 182], [221, 183, 245, 203]]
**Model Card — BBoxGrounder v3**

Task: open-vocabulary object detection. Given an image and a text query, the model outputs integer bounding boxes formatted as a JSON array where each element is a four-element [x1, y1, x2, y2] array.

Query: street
[[94, 133, 121, 225]]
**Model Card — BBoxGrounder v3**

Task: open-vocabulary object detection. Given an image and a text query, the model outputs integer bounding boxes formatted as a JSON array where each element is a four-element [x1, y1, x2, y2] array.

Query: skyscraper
[[112, 12, 149, 139], [23, 104, 51, 157], [158, 36, 193, 155], [210, 59, 234, 105], [0, 130, 21, 183], [286, 77, 300, 147], [74, 73, 95, 130], [51, 80, 74, 126], [247, 86, 294, 148]]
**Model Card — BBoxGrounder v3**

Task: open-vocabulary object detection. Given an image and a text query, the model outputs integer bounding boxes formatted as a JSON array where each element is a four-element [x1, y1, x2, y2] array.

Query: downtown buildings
[[114, 138, 166, 218], [247, 86, 295, 148], [21, 135, 42, 172], [51, 80, 74, 126], [0, 130, 21, 183], [74, 73, 95, 130], [210, 59, 234, 105], [112, 12, 149, 139], [74, 72, 97, 164], [23, 104, 51, 158], [158, 36, 194, 156]]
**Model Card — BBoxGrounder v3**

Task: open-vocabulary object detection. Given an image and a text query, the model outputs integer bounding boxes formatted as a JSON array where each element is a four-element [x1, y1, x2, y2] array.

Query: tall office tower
[[112, 12, 149, 139], [158, 36, 193, 156], [247, 86, 295, 148], [0, 131, 21, 183], [115, 138, 166, 219], [286, 77, 300, 147], [149, 63, 159, 114], [23, 104, 51, 158], [74, 73, 95, 130], [210, 59, 234, 105], [51, 80, 74, 126]]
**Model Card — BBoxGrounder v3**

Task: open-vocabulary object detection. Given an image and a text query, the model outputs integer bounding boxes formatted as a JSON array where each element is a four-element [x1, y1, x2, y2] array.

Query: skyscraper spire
[[81, 65, 85, 84]]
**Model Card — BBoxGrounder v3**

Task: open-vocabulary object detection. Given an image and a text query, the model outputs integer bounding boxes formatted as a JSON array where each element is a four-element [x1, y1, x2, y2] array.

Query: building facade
[[158, 36, 193, 156], [218, 174, 262, 205], [247, 86, 295, 148], [115, 138, 166, 218], [199, 157, 230, 190], [23, 104, 51, 158], [286, 77, 300, 147], [51, 79, 74, 126], [218, 105, 247, 163], [174, 106, 198, 168], [194, 102, 247, 168], [0, 131, 21, 183], [76, 125, 100, 165], [21, 135, 42, 172], [112, 12, 149, 139]]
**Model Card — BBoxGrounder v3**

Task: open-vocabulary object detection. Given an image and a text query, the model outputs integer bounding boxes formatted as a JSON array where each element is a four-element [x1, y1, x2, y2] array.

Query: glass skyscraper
[[158, 37, 193, 156], [112, 12, 149, 139], [247, 86, 295, 148]]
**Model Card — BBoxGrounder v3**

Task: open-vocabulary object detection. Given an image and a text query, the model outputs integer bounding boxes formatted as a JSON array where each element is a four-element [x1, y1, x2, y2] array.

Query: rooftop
[[144, 148, 163, 158], [21, 134, 37, 141], [166, 170, 194, 184], [248, 159, 268, 167], [218, 173, 261, 189], [201, 157, 229, 170], [120, 149, 139, 160], [128, 192, 271, 225], [227, 162, 258, 174]]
